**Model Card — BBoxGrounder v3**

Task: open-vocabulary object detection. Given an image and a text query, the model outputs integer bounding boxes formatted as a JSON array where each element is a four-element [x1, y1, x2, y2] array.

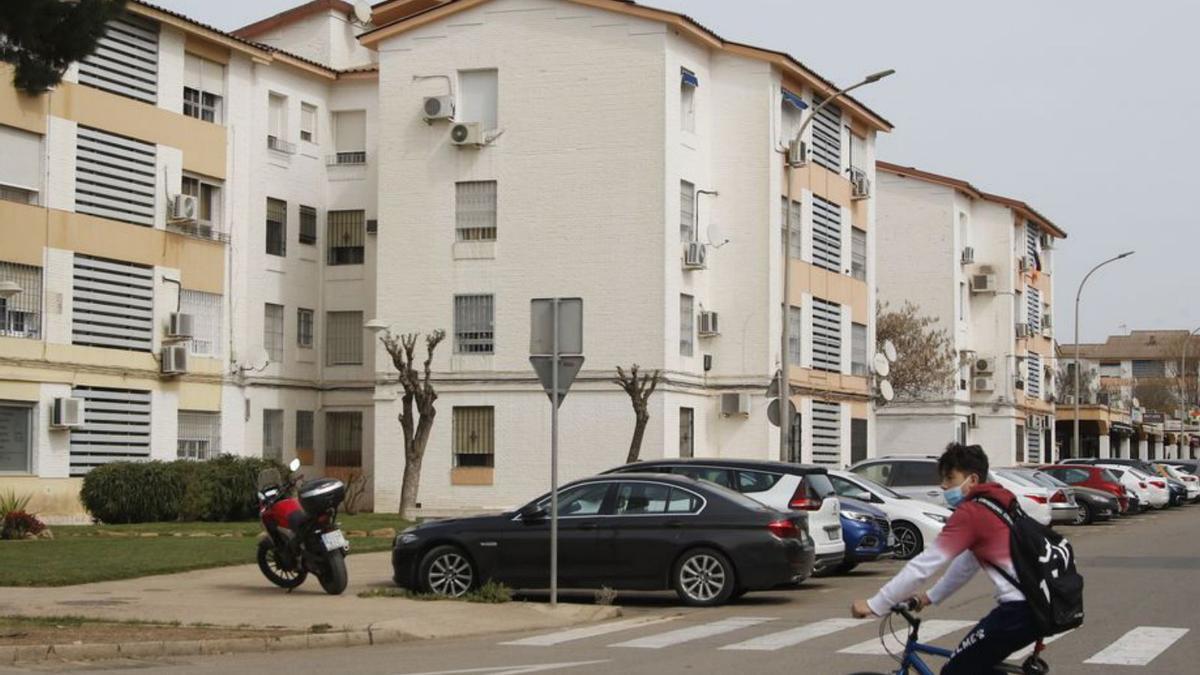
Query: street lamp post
[[779, 69, 893, 461], [1072, 251, 1134, 459]]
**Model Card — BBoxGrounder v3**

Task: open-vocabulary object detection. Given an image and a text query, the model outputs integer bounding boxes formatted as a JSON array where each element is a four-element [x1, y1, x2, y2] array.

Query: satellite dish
[[706, 223, 730, 247], [353, 0, 372, 24], [872, 353, 890, 377], [879, 380, 895, 402], [883, 340, 898, 363], [249, 347, 270, 371]]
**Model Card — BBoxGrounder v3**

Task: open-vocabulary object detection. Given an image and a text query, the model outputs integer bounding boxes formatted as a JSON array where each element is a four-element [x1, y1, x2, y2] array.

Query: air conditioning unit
[[720, 393, 751, 417], [422, 95, 455, 121], [1027, 414, 1041, 429], [1015, 323, 1030, 339], [967, 413, 978, 429], [161, 344, 189, 375], [51, 397, 84, 428], [1040, 232, 1054, 249], [1015, 378, 1026, 390], [171, 194, 198, 221], [970, 274, 997, 293], [961, 246, 975, 265], [786, 139, 806, 167], [449, 122, 483, 146], [973, 376, 995, 392], [849, 168, 871, 200], [1042, 314, 1053, 329], [366, 219, 378, 234], [1018, 256, 1031, 272], [974, 357, 995, 375], [167, 312, 194, 339], [682, 241, 707, 269], [698, 310, 720, 336]]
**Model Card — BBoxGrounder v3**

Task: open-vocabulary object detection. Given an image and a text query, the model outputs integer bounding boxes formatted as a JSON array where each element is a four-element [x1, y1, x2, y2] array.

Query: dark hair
[[938, 443, 989, 482]]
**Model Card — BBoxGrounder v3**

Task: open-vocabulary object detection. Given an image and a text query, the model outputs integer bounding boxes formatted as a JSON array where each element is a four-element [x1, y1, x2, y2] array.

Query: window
[[1027, 427, 1041, 463], [849, 131, 867, 172], [0, 261, 42, 340], [1099, 362, 1122, 377], [266, 198, 287, 256], [856, 462, 892, 486], [300, 102, 317, 142], [1132, 360, 1164, 378], [180, 289, 222, 357], [75, 126, 156, 226], [458, 69, 498, 130], [811, 97, 842, 172], [0, 125, 42, 204], [295, 411, 314, 453], [179, 175, 223, 239], [788, 412, 802, 463], [456, 181, 497, 241], [679, 407, 694, 458], [736, 470, 782, 493], [327, 210, 365, 265], [78, 15, 159, 104], [332, 110, 366, 164], [177, 411, 220, 460], [811, 195, 843, 273], [680, 68, 697, 132], [454, 295, 494, 354], [72, 254, 153, 351], [267, 93, 289, 151], [69, 386, 151, 475], [851, 322, 867, 376], [183, 53, 224, 123], [787, 304, 803, 364], [890, 461, 940, 487], [297, 308, 314, 349], [298, 205, 318, 245], [851, 227, 867, 280], [262, 409, 283, 462], [1026, 351, 1042, 399], [811, 401, 841, 465], [539, 482, 609, 516], [325, 411, 363, 467], [812, 297, 842, 372], [1025, 285, 1042, 332], [679, 294, 694, 356], [780, 197, 802, 259], [680, 180, 695, 242], [671, 466, 732, 488], [1025, 221, 1040, 266], [453, 406, 494, 467], [851, 418, 868, 465], [0, 405, 32, 473], [325, 311, 363, 365], [263, 304, 284, 363], [959, 282, 968, 321], [615, 483, 699, 515]]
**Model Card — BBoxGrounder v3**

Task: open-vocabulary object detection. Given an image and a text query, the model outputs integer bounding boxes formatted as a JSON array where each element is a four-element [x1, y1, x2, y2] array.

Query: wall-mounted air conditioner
[[1015, 323, 1030, 339], [171, 194, 198, 221], [422, 95, 455, 121], [161, 344, 189, 375], [51, 397, 84, 428], [973, 376, 995, 392], [698, 310, 720, 337], [366, 219, 378, 234], [849, 168, 871, 200], [974, 357, 995, 375], [970, 274, 997, 293], [1040, 232, 1054, 249], [720, 393, 750, 417], [168, 312, 194, 339], [683, 242, 707, 270]]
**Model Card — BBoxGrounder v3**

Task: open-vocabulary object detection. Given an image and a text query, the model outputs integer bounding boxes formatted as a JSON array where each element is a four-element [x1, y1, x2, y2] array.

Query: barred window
[[680, 180, 695, 242], [178, 411, 220, 460], [851, 227, 867, 281], [325, 411, 362, 467], [327, 210, 365, 265], [325, 311, 363, 365], [0, 261, 42, 340], [262, 409, 283, 462], [811, 97, 842, 172], [812, 297, 842, 373], [454, 295, 494, 354], [787, 304, 802, 364], [811, 401, 841, 465], [812, 195, 843, 273], [295, 410, 314, 451], [780, 197, 803, 259], [266, 198, 286, 256], [455, 181, 497, 241], [679, 407, 695, 458], [852, 322, 867, 376], [297, 308, 314, 348], [263, 303, 284, 363], [299, 205, 317, 245], [680, 294, 694, 357], [180, 289, 222, 357], [453, 406, 494, 467]]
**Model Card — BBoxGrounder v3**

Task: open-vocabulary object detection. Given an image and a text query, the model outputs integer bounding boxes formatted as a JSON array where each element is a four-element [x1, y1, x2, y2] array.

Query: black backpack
[[973, 496, 1085, 635]]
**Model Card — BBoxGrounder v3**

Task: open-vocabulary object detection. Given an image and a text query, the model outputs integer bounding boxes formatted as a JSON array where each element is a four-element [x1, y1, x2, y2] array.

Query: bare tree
[[380, 329, 446, 518], [614, 364, 661, 463], [875, 301, 957, 401], [1134, 379, 1179, 416]]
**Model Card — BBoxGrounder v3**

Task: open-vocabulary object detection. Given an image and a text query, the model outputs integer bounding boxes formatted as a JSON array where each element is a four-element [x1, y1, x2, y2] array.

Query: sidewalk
[[0, 552, 619, 640]]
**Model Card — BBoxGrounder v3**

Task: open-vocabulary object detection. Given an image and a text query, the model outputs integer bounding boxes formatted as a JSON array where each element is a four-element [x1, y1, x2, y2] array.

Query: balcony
[[327, 151, 367, 166], [165, 219, 230, 244], [267, 135, 296, 154]]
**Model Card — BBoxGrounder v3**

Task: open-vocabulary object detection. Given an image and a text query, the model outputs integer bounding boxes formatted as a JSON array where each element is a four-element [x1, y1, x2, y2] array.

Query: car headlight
[[843, 511, 873, 523], [923, 512, 948, 523], [395, 531, 420, 546]]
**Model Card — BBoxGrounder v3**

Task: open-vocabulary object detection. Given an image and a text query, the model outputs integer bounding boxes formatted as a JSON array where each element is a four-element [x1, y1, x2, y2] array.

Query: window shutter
[[453, 407, 495, 466], [811, 297, 842, 372], [455, 181, 497, 241], [72, 254, 154, 351], [325, 311, 364, 365], [811, 401, 841, 465], [0, 126, 42, 192], [1026, 285, 1042, 332], [78, 15, 159, 103], [75, 126, 156, 226], [334, 110, 366, 152], [325, 411, 363, 467], [811, 195, 843, 273], [852, 322, 867, 376], [1027, 351, 1042, 399], [263, 303, 284, 362], [70, 386, 152, 475], [811, 98, 842, 172], [680, 181, 695, 242], [327, 210, 365, 265], [851, 227, 867, 280]]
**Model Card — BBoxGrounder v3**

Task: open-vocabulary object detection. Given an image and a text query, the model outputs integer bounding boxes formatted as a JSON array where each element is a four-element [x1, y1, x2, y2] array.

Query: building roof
[[361, 0, 893, 132], [233, 0, 356, 39], [1060, 330, 1199, 361], [877, 161, 1066, 239]]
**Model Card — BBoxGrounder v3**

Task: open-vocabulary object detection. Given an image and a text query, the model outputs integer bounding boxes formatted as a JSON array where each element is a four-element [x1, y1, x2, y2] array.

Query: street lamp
[[779, 69, 894, 461], [1072, 251, 1134, 459]]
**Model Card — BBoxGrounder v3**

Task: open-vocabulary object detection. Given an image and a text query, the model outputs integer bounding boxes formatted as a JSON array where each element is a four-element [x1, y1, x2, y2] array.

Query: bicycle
[[849, 599, 1049, 675]]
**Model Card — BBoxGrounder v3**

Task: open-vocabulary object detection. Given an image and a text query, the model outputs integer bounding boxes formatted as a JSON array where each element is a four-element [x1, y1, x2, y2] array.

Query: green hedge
[[80, 456, 287, 524]]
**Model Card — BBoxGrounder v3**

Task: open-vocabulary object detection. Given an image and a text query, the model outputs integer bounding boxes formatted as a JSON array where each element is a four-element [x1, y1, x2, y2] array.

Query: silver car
[[847, 456, 947, 507]]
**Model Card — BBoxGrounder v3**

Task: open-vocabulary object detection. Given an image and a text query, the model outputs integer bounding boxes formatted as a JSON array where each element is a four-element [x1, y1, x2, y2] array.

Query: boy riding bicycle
[[851, 444, 1044, 674]]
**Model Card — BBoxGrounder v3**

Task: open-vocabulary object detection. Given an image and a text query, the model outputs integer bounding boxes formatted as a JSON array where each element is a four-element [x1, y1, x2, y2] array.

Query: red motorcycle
[[256, 458, 350, 595]]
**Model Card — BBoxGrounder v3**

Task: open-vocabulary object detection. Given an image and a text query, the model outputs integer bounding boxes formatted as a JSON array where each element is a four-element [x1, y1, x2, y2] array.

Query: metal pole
[[1072, 251, 1135, 459], [550, 298, 559, 607]]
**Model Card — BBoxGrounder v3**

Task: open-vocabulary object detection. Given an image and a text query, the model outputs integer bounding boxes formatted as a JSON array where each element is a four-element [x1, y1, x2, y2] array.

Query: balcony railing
[[327, 151, 367, 166], [166, 220, 230, 243], [267, 135, 296, 154]]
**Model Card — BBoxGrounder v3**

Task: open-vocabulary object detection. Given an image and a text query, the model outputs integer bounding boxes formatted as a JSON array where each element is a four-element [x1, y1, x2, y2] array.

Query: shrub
[[1, 510, 46, 539], [179, 456, 285, 522], [0, 490, 33, 519]]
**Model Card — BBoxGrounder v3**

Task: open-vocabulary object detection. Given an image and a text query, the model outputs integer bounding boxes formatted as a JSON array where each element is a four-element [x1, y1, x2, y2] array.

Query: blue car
[[834, 496, 892, 574]]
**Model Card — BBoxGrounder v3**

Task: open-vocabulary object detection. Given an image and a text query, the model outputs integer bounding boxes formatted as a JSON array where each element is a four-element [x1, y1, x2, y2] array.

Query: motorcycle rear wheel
[[318, 549, 349, 595], [257, 538, 307, 589]]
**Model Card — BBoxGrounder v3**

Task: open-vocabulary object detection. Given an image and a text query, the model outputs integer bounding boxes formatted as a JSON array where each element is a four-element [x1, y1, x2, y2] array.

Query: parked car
[[1097, 464, 1166, 509], [604, 459, 844, 573], [1069, 485, 1121, 524], [827, 470, 951, 560], [391, 473, 814, 607], [1001, 467, 1080, 526], [1154, 463, 1200, 502], [1063, 458, 1187, 506], [827, 497, 892, 575], [988, 469, 1054, 526], [847, 456, 947, 507], [1039, 464, 1130, 514], [1166, 459, 1200, 476]]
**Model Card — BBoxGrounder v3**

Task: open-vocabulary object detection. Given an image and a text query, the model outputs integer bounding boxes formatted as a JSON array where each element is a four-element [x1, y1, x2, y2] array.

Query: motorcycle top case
[[299, 478, 346, 515]]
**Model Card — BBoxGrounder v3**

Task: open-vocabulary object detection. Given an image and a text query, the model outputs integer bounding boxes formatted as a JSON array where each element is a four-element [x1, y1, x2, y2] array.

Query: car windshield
[[994, 469, 1037, 487], [851, 474, 907, 499], [1098, 468, 1121, 483], [1025, 471, 1067, 488]]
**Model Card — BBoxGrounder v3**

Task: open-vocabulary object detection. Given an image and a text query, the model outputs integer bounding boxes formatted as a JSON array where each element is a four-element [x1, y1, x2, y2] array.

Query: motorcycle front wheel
[[257, 538, 307, 589], [318, 549, 349, 595]]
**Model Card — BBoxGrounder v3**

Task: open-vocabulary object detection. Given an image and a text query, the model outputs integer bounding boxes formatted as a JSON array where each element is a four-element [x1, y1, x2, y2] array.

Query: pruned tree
[[1133, 379, 1178, 416], [1056, 362, 1099, 403], [875, 301, 957, 401], [380, 329, 446, 518], [1, 0, 127, 95], [615, 364, 660, 463]]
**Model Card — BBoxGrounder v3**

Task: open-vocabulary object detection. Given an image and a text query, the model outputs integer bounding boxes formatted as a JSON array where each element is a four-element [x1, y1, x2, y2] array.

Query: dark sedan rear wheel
[[418, 545, 476, 598], [672, 547, 735, 607], [1072, 502, 1093, 526]]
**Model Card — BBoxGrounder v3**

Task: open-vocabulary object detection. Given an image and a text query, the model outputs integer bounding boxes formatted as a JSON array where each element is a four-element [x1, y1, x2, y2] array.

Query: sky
[[154, 0, 1200, 344]]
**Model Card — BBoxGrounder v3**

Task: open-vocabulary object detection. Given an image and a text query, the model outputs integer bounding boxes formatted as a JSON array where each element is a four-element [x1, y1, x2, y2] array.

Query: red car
[[1040, 464, 1129, 513]]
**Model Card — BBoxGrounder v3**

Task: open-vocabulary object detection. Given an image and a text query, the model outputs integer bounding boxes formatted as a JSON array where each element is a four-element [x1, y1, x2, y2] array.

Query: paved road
[[22, 505, 1200, 674]]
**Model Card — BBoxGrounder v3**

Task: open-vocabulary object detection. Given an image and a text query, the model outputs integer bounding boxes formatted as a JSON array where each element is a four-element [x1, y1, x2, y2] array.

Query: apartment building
[[875, 163, 1065, 468]]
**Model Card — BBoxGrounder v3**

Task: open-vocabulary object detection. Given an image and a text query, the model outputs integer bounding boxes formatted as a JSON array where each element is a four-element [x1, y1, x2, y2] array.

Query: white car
[[1160, 464, 1200, 502], [988, 470, 1053, 526], [1098, 465, 1167, 509], [828, 470, 952, 560], [1001, 468, 1079, 526]]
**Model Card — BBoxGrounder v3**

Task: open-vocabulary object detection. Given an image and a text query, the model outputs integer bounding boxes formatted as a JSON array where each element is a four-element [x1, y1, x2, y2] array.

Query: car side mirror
[[288, 458, 301, 472], [519, 505, 547, 522]]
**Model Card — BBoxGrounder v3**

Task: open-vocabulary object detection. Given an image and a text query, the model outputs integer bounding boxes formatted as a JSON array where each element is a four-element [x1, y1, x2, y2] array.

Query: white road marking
[[838, 620, 976, 655], [397, 660, 610, 675], [500, 616, 679, 646], [1010, 629, 1074, 659], [719, 618, 873, 651], [1083, 626, 1189, 666], [610, 616, 775, 649]]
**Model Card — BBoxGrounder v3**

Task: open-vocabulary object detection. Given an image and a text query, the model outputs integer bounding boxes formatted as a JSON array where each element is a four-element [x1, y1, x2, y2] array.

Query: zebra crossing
[[499, 615, 1191, 668]]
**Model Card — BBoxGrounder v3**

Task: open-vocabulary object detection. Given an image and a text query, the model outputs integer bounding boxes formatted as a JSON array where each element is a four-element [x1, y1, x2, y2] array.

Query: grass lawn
[[0, 615, 299, 645], [0, 514, 411, 587]]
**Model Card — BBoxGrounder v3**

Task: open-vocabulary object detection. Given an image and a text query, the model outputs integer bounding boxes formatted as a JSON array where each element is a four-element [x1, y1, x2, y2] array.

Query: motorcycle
[[256, 458, 350, 595]]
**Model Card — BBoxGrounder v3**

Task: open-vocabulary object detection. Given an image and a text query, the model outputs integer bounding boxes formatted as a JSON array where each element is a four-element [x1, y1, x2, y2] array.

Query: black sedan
[[1071, 485, 1120, 525], [391, 473, 815, 606]]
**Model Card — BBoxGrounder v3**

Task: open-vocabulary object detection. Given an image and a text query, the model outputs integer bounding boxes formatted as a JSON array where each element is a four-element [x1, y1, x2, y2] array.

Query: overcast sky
[[157, 0, 1200, 343]]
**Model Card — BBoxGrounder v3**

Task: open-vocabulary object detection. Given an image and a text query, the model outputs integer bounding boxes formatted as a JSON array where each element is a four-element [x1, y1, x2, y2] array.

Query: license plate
[[321, 530, 348, 551], [825, 526, 841, 541]]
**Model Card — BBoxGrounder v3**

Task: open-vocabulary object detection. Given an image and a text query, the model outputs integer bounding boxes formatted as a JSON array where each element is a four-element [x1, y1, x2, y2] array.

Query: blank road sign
[[530, 298, 583, 355]]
